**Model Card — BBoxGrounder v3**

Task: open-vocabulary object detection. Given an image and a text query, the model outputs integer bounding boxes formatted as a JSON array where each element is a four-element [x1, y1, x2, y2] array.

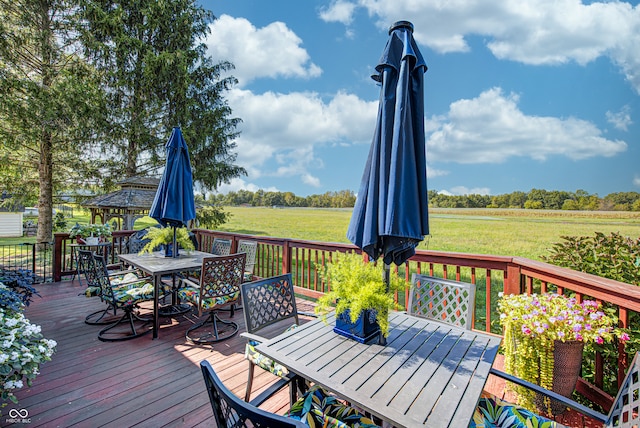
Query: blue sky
[[199, 0, 640, 198]]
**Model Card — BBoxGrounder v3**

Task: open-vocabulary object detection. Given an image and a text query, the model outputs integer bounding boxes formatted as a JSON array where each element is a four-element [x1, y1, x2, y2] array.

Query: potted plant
[[138, 226, 195, 256], [498, 292, 630, 414], [69, 223, 112, 244], [315, 251, 407, 344]]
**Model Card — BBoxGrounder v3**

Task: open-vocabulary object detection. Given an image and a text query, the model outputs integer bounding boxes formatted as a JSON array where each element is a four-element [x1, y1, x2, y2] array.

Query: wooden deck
[[6, 280, 599, 427]]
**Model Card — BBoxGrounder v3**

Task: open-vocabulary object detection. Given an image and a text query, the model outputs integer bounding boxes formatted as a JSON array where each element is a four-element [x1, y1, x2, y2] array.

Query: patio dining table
[[118, 250, 210, 339], [256, 311, 502, 428]]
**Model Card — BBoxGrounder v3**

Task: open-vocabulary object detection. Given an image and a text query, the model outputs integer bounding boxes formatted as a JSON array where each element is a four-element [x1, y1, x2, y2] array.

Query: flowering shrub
[[0, 282, 56, 409], [499, 292, 629, 411]]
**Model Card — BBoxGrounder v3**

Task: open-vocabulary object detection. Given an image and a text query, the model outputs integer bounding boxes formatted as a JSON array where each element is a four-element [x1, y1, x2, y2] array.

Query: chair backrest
[[198, 253, 246, 315], [606, 352, 640, 427], [237, 240, 258, 274], [241, 274, 299, 335], [200, 360, 306, 428], [127, 228, 151, 254], [77, 249, 100, 288], [211, 238, 232, 256], [409, 274, 476, 330], [93, 253, 116, 303]]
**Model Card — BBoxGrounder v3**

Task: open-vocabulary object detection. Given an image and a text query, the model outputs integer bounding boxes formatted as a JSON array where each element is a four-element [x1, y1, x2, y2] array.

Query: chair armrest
[[240, 332, 266, 343], [488, 368, 607, 423], [179, 277, 199, 289], [297, 311, 317, 318]]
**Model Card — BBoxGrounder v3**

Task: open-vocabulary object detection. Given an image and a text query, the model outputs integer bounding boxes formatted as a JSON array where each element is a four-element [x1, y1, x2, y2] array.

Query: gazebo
[[83, 177, 160, 231]]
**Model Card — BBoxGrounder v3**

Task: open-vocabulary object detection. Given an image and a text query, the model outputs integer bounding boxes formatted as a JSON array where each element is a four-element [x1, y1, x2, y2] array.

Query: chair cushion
[[112, 282, 155, 307], [470, 394, 559, 428], [287, 385, 379, 427], [177, 286, 239, 310], [84, 286, 101, 297], [245, 324, 298, 376]]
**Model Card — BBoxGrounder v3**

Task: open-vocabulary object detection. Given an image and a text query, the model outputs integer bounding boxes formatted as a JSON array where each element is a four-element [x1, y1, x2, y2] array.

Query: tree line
[[205, 189, 640, 211], [0, 1, 244, 243]]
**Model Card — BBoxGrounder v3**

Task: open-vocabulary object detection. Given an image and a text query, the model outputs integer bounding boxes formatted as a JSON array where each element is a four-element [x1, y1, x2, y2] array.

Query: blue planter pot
[[164, 244, 179, 257], [334, 309, 381, 344]]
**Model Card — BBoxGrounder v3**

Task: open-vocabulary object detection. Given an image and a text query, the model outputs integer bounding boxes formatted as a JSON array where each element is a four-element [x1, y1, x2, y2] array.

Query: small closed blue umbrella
[[149, 127, 196, 257], [347, 21, 429, 267]]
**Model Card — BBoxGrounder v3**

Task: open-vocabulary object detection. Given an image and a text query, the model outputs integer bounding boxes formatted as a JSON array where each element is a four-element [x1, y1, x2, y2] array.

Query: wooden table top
[[256, 311, 502, 428]]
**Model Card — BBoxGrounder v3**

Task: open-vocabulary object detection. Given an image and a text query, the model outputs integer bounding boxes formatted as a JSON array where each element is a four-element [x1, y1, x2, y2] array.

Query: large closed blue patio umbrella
[[347, 21, 429, 268], [149, 126, 196, 258]]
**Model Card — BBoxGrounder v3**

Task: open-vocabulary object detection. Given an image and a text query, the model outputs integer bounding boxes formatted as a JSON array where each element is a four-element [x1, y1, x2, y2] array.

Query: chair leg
[[98, 307, 152, 342], [245, 362, 255, 402], [85, 301, 119, 325], [186, 311, 238, 344]]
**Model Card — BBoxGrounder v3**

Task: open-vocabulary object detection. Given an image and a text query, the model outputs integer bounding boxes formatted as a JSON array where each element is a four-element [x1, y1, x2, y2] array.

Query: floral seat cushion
[[470, 393, 559, 428], [245, 324, 298, 376], [287, 385, 379, 428], [84, 286, 101, 297], [112, 281, 155, 306], [177, 286, 239, 310]]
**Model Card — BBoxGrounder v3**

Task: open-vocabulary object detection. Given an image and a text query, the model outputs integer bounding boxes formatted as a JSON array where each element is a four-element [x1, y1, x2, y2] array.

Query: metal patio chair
[[93, 253, 160, 341], [408, 273, 476, 330], [177, 253, 246, 344], [201, 360, 375, 427], [211, 237, 232, 256], [237, 239, 258, 282], [240, 274, 307, 405], [200, 360, 307, 428], [478, 352, 640, 427]]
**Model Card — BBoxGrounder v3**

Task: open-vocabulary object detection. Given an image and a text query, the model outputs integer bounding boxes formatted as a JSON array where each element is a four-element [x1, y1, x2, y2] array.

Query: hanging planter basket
[[535, 340, 584, 415]]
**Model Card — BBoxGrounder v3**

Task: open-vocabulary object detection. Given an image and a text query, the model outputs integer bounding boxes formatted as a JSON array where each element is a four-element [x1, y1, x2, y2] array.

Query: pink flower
[[574, 333, 583, 341], [596, 337, 604, 344], [522, 326, 532, 335], [620, 333, 631, 341], [572, 324, 583, 332]]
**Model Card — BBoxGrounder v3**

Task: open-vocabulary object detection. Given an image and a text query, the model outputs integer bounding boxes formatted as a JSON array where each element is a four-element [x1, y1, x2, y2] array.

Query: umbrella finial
[[389, 20, 413, 34]]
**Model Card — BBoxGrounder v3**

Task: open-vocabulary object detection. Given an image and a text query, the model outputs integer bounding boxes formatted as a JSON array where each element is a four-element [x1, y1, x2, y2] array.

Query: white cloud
[[226, 88, 378, 189], [320, 0, 357, 25], [634, 176, 640, 187], [337, 0, 640, 93], [449, 186, 491, 196], [205, 15, 322, 86], [427, 87, 627, 164], [606, 106, 633, 131], [214, 178, 279, 195]]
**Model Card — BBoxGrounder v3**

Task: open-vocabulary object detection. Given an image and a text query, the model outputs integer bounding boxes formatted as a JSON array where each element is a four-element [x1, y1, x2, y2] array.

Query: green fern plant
[[138, 226, 195, 254], [315, 251, 407, 337]]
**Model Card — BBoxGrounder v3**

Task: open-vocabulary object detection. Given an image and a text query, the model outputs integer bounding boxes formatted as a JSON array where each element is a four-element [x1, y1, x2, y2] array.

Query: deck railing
[[51, 228, 639, 411]]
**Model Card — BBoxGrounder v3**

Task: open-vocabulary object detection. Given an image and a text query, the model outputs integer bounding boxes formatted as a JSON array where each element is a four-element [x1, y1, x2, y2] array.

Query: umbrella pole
[[172, 227, 177, 258], [379, 264, 390, 346]]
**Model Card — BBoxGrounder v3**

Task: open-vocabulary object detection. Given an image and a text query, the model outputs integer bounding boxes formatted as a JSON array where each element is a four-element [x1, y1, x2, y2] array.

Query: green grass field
[[216, 207, 640, 261], [7, 207, 640, 261]]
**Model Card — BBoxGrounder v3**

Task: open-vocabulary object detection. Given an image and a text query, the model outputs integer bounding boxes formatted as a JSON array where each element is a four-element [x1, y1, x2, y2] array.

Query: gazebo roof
[[83, 177, 160, 210], [82, 176, 161, 230]]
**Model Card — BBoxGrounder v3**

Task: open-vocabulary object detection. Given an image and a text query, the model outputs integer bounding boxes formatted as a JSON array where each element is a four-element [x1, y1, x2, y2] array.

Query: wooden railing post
[[282, 239, 291, 274], [53, 233, 64, 282], [504, 263, 522, 295]]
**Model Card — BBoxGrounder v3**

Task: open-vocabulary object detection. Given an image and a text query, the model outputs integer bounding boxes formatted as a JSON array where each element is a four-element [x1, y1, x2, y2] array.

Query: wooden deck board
[[4, 279, 595, 427]]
